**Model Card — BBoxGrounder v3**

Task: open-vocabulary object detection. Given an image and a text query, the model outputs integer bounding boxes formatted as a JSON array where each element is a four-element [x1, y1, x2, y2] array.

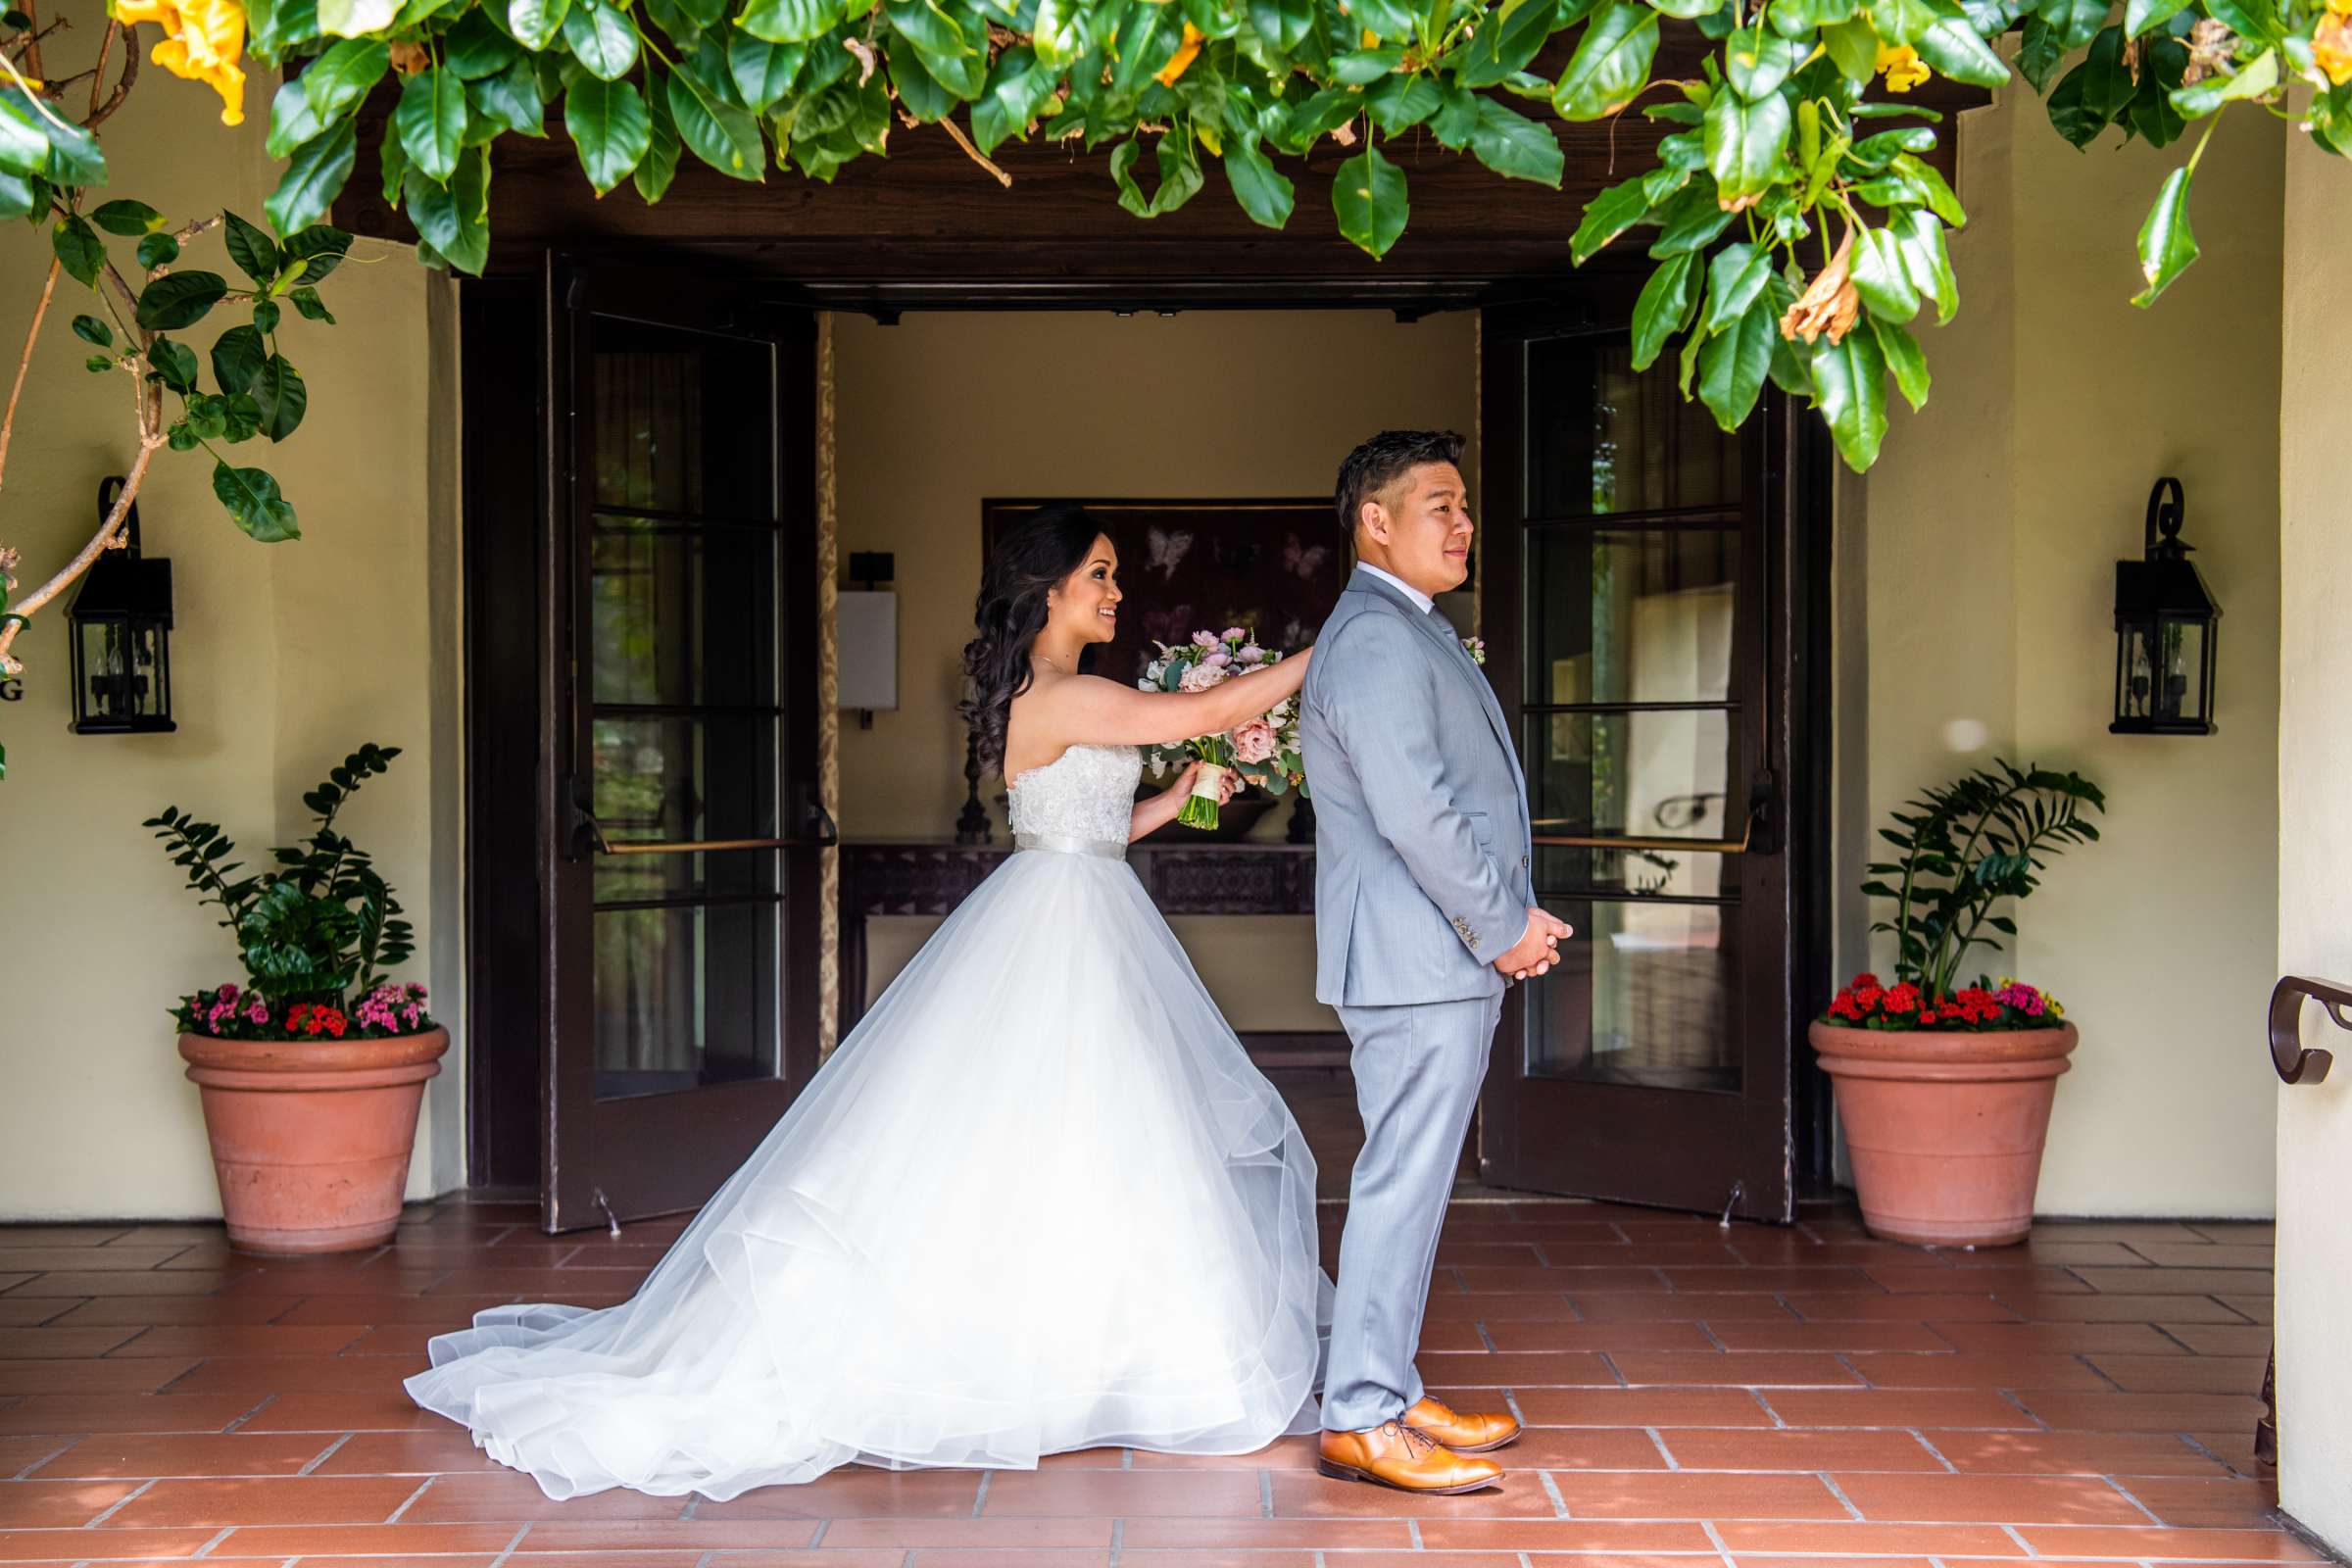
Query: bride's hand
[[1166, 760, 1241, 807]]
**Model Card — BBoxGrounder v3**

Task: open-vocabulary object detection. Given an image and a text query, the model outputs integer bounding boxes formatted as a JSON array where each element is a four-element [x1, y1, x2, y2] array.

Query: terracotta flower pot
[[178, 1028, 448, 1254], [1810, 1019, 2079, 1248]]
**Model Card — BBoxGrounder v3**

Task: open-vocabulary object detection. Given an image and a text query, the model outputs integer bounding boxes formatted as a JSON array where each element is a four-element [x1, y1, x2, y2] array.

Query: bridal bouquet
[[1140, 627, 1306, 830]]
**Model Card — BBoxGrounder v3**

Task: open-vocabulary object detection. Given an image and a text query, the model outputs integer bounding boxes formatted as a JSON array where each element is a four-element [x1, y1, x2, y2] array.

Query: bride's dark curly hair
[[959, 503, 1106, 774]]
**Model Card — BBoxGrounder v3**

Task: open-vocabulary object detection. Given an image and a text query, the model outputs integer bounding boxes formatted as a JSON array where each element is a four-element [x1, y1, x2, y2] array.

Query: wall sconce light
[[2110, 476, 2220, 737], [837, 551, 897, 731], [68, 475, 176, 736]]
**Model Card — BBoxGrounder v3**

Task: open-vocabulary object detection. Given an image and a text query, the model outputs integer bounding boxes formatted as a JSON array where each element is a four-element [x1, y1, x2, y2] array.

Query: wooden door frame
[[457, 258, 1840, 1217]]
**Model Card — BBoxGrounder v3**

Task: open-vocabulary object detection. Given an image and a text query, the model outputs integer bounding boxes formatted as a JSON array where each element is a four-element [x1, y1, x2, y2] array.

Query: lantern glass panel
[[74, 615, 172, 730], [2159, 618, 2209, 725]]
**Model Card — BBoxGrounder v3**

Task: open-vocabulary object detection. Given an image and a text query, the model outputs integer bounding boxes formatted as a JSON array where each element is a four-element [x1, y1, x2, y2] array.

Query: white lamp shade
[[837, 591, 898, 711]]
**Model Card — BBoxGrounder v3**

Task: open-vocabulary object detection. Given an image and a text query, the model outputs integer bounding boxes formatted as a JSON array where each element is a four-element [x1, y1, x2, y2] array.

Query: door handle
[[1531, 805, 1759, 855]]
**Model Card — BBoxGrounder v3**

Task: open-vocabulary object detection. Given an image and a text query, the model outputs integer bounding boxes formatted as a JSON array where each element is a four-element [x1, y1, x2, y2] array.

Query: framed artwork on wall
[[981, 498, 1350, 684]]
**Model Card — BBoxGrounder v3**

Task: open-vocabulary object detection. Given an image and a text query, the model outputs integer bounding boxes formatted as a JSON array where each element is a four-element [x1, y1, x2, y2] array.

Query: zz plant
[[1861, 758, 2105, 1001], [146, 742, 416, 1004]]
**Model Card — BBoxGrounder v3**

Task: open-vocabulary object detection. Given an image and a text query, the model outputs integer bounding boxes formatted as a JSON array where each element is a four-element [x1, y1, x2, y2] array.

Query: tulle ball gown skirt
[[406, 846, 1330, 1499]]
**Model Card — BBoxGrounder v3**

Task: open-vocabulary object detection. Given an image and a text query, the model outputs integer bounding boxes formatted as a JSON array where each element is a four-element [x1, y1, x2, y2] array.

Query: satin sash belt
[[1014, 832, 1128, 860]]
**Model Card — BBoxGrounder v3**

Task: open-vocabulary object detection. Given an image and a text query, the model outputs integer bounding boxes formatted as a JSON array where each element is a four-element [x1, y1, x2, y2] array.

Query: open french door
[[539, 261, 829, 1232], [1476, 300, 1816, 1224]]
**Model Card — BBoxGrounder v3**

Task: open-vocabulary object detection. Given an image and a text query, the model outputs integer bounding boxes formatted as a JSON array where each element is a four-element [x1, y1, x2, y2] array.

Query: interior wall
[[1846, 75, 2282, 1217], [0, 80, 454, 1219], [832, 310, 1478, 1021], [2274, 118, 2352, 1557]]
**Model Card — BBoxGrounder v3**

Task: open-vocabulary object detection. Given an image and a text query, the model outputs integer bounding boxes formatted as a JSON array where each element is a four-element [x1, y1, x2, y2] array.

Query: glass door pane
[[584, 316, 786, 1102]]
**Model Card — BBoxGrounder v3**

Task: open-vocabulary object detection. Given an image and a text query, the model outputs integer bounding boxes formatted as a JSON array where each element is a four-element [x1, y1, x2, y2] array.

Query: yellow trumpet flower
[[1154, 22, 1205, 86], [111, 0, 248, 126], [2318, 7, 2352, 85], [1874, 40, 1931, 92]]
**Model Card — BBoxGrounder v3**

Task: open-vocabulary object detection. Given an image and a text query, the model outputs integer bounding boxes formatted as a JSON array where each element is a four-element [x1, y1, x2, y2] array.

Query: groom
[[1300, 429, 1572, 1494]]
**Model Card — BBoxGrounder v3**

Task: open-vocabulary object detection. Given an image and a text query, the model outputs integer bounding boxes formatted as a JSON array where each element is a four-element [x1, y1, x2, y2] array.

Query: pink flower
[[218, 983, 240, 1003], [246, 1002, 269, 1025], [1191, 630, 1220, 649], [1237, 643, 1266, 664], [1231, 717, 1279, 764], [1221, 626, 1246, 643], [1178, 662, 1229, 693], [1205, 650, 1232, 667]]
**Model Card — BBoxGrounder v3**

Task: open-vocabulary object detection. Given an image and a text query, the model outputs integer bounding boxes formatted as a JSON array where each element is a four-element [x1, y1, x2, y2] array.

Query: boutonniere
[[1462, 637, 1486, 666]]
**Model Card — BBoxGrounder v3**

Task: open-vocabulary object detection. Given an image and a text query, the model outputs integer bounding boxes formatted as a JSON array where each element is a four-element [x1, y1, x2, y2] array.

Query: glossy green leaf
[[1870, 313, 1931, 410], [668, 66, 767, 179], [1248, 0, 1313, 53], [289, 286, 337, 323], [1647, 178, 1737, 253], [1630, 250, 1696, 370], [565, 76, 654, 193], [316, 0, 396, 33], [1915, 15, 2010, 86], [251, 354, 308, 440], [1896, 208, 1958, 319], [1455, 0, 1555, 86], [212, 323, 268, 394], [222, 211, 282, 285], [636, 76, 684, 200], [269, 39, 387, 158], [1222, 132, 1296, 227], [405, 148, 492, 272], [89, 199, 165, 236], [1365, 73, 1444, 133], [50, 215, 103, 288], [146, 337, 200, 392], [266, 120, 358, 234], [71, 314, 112, 347], [1571, 171, 1658, 263], [1703, 84, 1788, 211], [1696, 299, 1774, 430], [136, 270, 229, 330], [2015, 14, 2065, 90], [396, 68, 468, 181], [1822, 16, 1880, 81], [443, 8, 523, 76], [1812, 321, 1888, 471], [508, 0, 570, 48], [1850, 225, 1921, 321], [1550, 3, 1659, 122], [731, 33, 807, 114], [1333, 139, 1408, 257], [2171, 47, 2278, 116], [1464, 95, 1562, 185], [2035, 0, 2106, 49], [471, 57, 548, 136], [2131, 163, 2197, 306], [214, 461, 301, 543], [562, 0, 641, 78], [1703, 240, 1772, 331]]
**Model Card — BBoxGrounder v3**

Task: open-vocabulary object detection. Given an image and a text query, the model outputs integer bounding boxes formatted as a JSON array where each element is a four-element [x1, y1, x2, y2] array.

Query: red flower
[[1849, 972, 1881, 990], [1883, 982, 1921, 1015]]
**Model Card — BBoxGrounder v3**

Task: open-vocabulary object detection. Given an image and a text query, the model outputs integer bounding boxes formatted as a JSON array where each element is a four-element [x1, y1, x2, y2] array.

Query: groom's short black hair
[[1336, 429, 1467, 545]]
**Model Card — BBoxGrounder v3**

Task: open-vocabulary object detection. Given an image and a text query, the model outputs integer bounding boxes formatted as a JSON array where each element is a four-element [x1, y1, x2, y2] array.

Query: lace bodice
[[1007, 744, 1143, 845]]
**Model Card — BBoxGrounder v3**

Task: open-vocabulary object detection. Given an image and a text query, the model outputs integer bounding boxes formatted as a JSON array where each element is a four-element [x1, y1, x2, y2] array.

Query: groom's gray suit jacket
[[1300, 567, 1534, 1006]]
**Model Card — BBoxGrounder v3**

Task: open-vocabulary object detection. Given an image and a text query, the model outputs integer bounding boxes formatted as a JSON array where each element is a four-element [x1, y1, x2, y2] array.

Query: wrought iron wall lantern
[[67, 475, 175, 735], [2110, 476, 2220, 736]]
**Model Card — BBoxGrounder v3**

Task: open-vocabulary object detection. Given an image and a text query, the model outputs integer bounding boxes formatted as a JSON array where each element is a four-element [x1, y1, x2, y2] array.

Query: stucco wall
[[1845, 79, 2282, 1217], [0, 78, 458, 1220], [2274, 115, 2352, 1557]]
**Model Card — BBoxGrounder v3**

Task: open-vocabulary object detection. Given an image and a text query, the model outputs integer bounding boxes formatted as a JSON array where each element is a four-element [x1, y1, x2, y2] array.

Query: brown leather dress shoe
[[1317, 1420, 1503, 1494], [1402, 1394, 1522, 1453]]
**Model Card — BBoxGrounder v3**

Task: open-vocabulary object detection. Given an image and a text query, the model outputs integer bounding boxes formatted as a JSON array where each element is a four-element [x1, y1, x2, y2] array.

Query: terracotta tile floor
[[0, 1198, 2309, 1567]]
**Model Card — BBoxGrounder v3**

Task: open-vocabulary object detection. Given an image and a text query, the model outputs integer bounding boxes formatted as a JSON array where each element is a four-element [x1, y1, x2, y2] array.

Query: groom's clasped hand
[[1496, 906, 1573, 982]]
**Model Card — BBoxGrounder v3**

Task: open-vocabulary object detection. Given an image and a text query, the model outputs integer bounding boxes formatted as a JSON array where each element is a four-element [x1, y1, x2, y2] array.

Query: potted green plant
[[1813, 760, 2105, 1248], [148, 744, 446, 1254]]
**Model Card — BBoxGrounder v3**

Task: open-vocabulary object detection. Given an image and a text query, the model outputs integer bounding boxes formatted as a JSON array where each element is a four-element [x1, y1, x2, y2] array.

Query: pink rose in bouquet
[[1142, 627, 1310, 830], [1231, 717, 1279, 765]]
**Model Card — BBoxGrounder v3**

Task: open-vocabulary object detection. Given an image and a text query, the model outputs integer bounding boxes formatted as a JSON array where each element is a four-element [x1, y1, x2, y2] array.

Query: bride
[[406, 502, 1329, 1499]]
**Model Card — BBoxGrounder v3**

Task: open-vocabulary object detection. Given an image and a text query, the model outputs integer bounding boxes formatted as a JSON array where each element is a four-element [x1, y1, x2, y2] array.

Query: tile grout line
[[1258, 1467, 1274, 1516], [1538, 1464, 1570, 1519], [186, 1524, 236, 1558], [11, 1438, 76, 1480], [1109, 1514, 1125, 1566], [220, 1392, 277, 1434], [1406, 1515, 1424, 1548], [382, 1472, 437, 1524], [482, 1521, 532, 1566], [2100, 1473, 2168, 1527], [1909, 1426, 1960, 1475], [2076, 1349, 2129, 1393], [1476, 1319, 1502, 1353], [970, 1469, 992, 1517], [1814, 1469, 1867, 1522], [1747, 1386, 1788, 1430], [681, 1492, 703, 1520], [1599, 1352, 1631, 1389], [295, 1431, 356, 1476], [1644, 1424, 1680, 1471], [2001, 1520, 2039, 1557], [808, 1517, 830, 1546], [80, 1476, 157, 1528]]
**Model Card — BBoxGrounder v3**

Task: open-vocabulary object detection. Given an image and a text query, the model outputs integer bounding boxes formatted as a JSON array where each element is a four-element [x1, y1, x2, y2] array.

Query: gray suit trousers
[[1320, 992, 1503, 1433]]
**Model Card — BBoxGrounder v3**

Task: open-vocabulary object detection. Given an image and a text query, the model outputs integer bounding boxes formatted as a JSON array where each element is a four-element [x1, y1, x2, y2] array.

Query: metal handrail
[[1531, 806, 1758, 857], [2254, 974, 2346, 1468]]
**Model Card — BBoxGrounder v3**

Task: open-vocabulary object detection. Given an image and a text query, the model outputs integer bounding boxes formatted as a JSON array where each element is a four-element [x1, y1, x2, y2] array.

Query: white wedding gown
[[406, 743, 1331, 1499]]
